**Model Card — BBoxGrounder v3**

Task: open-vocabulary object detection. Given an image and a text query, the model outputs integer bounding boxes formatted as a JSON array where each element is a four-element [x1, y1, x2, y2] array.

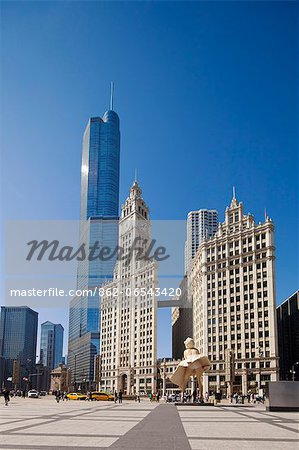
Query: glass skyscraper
[[0, 306, 38, 388], [68, 103, 120, 387], [40, 321, 64, 370]]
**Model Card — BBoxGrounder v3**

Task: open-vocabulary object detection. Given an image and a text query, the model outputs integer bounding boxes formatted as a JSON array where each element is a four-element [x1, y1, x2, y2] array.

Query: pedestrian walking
[[55, 390, 61, 403], [118, 390, 123, 404], [3, 388, 10, 406], [114, 390, 118, 403], [156, 392, 160, 403]]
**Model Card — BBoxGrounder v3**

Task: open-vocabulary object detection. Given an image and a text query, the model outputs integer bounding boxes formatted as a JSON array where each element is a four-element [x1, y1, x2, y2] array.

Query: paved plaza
[[0, 397, 298, 450]]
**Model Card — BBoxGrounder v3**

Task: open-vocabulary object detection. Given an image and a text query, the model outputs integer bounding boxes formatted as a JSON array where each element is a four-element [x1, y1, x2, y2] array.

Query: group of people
[[148, 392, 160, 402], [54, 390, 69, 402], [181, 390, 205, 403], [164, 390, 206, 403], [114, 390, 123, 403], [1, 388, 28, 405], [230, 392, 265, 404]]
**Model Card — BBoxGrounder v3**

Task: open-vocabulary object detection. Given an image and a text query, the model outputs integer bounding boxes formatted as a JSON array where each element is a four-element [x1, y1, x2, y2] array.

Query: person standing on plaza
[[156, 392, 160, 403], [55, 390, 61, 403], [3, 388, 10, 406], [118, 390, 123, 404], [193, 389, 197, 403], [114, 390, 118, 403]]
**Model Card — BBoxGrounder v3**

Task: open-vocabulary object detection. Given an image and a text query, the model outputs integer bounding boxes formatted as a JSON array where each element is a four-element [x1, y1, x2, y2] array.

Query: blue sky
[[1, 1, 298, 357]]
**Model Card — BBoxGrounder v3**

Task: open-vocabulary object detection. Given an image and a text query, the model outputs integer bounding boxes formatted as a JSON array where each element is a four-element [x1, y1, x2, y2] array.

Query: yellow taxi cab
[[66, 392, 87, 401], [91, 391, 114, 401]]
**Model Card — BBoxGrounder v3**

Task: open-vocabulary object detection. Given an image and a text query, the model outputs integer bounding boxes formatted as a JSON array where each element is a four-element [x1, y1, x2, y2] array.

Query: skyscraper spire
[[110, 81, 114, 110], [233, 186, 236, 199], [134, 168, 138, 182]]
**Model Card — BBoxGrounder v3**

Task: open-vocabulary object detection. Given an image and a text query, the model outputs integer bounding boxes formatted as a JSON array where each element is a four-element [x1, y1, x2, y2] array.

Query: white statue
[[170, 337, 210, 398]]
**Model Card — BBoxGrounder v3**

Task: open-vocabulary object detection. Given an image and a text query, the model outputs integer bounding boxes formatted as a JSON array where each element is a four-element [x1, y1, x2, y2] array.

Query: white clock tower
[[99, 180, 158, 395]]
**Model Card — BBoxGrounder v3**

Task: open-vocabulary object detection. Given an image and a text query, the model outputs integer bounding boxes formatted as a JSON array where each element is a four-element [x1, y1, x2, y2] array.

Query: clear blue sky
[[1, 1, 298, 357]]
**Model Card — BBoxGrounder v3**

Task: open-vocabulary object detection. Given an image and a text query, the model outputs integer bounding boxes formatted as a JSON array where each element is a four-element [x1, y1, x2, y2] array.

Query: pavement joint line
[[3, 402, 118, 419], [69, 418, 141, 421], [218, 406, 299, 435], [181, 419, 259, 423], [0, 446, 109, 450], [253, 409, 299, 422], [188, 437, 299, 442], [181, 419, 298, 424], [6, 432, 122, 438], [2, 404, 123, 435]]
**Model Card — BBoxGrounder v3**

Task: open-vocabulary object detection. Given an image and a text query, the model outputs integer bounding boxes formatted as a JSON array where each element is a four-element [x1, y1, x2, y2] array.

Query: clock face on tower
[[136, 220, 149, 236]]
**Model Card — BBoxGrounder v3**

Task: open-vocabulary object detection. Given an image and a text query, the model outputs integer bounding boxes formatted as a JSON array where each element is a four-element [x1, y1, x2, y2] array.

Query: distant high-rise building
[[277, 290, 299, 381], [0, 306, 38, 388], [99, 181, 158, 394], [40, 321, 64, 370], [185, 209, 218, 273], [172, 276, 193, 360], [68, 90, 120, 387], [190, 194, 279, 395]]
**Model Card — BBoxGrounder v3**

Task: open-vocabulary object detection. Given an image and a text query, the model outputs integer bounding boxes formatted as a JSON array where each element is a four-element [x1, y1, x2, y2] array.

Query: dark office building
[[277, 291, 299, 380], [0, 306, 38, 388], [172, 276, 193, 360]]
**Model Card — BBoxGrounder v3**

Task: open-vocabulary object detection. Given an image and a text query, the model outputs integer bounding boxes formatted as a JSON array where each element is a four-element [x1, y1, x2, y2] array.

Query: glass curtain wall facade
[[0, 306, 38, 388], [68, 108, 120, 387], [40, 321, 64, 370], [277, 291, 299, 380]]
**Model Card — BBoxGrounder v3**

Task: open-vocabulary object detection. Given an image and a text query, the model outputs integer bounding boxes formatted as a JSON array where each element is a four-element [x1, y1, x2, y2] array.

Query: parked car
[[66, 392, 87, 401], [28, 390, 39, 398], [39, 391, 47, 396], [91, 391, 114, 401]]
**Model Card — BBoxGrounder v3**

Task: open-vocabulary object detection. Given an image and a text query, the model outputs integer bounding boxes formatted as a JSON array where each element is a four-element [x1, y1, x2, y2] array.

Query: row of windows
[[207, 310, 269, 324]]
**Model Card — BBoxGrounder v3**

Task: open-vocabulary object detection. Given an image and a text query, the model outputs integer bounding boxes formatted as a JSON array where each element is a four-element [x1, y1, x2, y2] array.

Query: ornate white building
[[99, 181, 158, 394], [190, 193, 279, 395]]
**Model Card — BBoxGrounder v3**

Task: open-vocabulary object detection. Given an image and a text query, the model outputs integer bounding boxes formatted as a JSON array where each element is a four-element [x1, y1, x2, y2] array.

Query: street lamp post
[[290, 362, 299, 381], [68, 350, 77, 391]]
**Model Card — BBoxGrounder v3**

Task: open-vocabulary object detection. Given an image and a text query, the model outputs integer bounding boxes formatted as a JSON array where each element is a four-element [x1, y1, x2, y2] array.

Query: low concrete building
[[50, 364, 71, 392]]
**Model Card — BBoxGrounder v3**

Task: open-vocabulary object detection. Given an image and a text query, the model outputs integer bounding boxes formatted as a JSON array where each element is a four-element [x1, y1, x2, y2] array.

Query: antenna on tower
[[110, 81, 114, 110], [233, 186, 236, 199], [134, 168, 138, 182]]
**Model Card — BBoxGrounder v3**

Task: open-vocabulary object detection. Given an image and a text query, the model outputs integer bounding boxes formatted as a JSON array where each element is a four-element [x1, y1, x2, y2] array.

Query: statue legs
[[195, 368, 204, 399], [179, 367, 194, 392]]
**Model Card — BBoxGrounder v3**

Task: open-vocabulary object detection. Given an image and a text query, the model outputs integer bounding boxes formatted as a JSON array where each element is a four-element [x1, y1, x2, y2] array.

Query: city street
[[0, 397, 298, 449]]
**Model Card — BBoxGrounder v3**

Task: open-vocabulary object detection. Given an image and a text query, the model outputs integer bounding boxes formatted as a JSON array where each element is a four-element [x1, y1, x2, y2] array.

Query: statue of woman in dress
[[170, 337, 210, 398]]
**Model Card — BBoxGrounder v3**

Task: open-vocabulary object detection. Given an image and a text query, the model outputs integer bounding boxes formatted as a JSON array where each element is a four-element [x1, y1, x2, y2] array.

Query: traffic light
[[12, 360, 20, 385]]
